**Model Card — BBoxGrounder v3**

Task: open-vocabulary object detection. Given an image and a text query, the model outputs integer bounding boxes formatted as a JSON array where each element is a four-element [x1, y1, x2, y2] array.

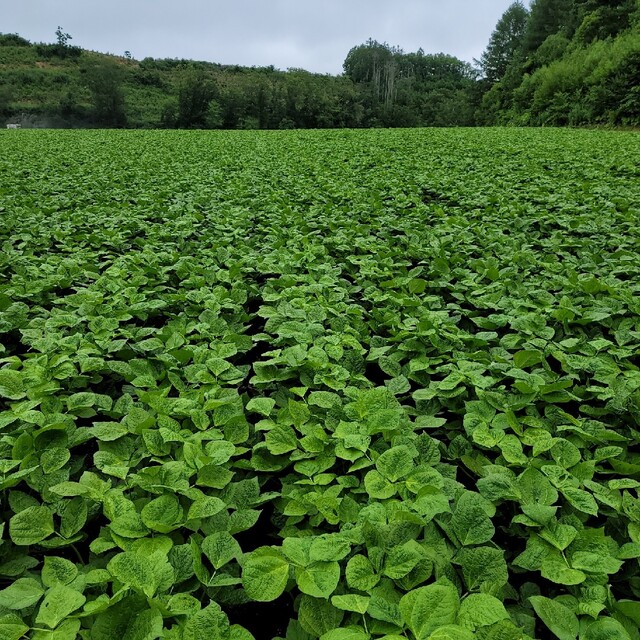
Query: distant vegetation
[[1, 0, 638, 128]]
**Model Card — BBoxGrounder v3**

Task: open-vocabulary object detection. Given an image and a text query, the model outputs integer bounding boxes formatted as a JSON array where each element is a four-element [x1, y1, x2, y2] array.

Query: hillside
[[1, 0, 639, 129], [479, 0, 640, 126]]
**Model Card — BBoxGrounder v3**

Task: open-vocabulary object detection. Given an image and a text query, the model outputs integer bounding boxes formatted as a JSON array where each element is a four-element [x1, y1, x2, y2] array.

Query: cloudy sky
[[3, 1, 515, 74]]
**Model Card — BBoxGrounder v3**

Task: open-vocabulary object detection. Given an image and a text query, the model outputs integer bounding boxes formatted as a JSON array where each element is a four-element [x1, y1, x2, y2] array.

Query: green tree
[[176, 67, 220, 128], [344, 40, 403, 112], [478, 2, 529, 83], [522, 0, 576, 58], [55, 26, 72, 47], [574, 0, 638, 42], [84, 59, 127, 127]]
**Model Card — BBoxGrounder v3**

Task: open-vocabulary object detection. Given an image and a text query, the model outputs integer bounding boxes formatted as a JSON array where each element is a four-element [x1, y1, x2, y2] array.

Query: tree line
[[1, 0, 638, 129]]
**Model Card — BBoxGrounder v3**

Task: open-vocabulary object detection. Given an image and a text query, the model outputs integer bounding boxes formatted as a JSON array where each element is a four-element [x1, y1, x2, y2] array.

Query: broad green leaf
[[451, 493, 494, 546], [41, 557, 78, 587], [242, 547, 290, 602], [562, 488, 598, 516], [364, 470, 396, 499], [296, 561, 340, 598], [0, 614, 29, 640], [123, 607, 163, 640], [383, 541, 424, 579], [0, 578, 44, 610], [32, 618, 81, 640], [541, 554, 586, 585], [570, 552, 623, 575], [400, 580, 460, 640], [513, 350, 543, 369], [107, 551, 160, 597], [376, 446, 414, 482], [310, 536, 351, 562], [529, 596, 579, 640], [183, 602, 230, 640], [457, 594, 509, 630], [582, 618, 632, 640], [202, 532, 242, 569], [265, 425, 298, 454], [428, 626, 474, 640], [455, 546, 508, 592], [187, 496, 226, 520], [331, 594, 370, 614], [345, 555, 379, 591], [9, 506, 55, 546], [230, 625, 256, 640], [0, 369, 26, 400], [35, 585, 86, 629], [298, 595, 344, 637], [246, 397, 276, 416], [141, 494, 183, 533], [320, 628, 369, 640]]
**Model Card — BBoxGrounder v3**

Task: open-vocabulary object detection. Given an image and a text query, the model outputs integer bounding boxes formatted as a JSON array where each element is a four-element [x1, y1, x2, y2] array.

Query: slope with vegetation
[[1, 0, 639, 129], [479, 0, 640, 125]]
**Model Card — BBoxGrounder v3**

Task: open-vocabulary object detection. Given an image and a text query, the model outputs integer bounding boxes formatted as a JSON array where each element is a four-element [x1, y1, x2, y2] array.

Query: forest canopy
[[1, 0, 638, 128]]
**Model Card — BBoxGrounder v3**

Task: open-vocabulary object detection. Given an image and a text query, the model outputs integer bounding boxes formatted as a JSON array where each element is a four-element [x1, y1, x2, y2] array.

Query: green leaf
[[376, 445, 414, 482], [230, 625, 256, 640], [451, 493, 494, 546], [513, 350, 543, 368], [582, 618, 633, 640], [41, 557, 78, 587], [0, 578, 44, 609], [298, 596, 344, 637], [141, 494, 183, 533], [40, 448, 71, 474], [108, 551, 158, 597], [296, 561, 341, 598], [383, 541, 424, 579], [265, 425, 298, 454], [454, 546, 508, 592], [541, 554, 586, 585], [246, 397, 276, 416], [308, 392, 340, 409], [529, 596, 579, 640], [562, 487, 598, 515], [363, 470, 396, 499], [570, 552, 623, 575], [331, 594, 370, 614], [187, 496, 226, 520], [457, 594, 509, 630], [201, 532, 242, 569], [35, 585, 86, 629], [242, 547, 290, 602], [123, 607, 163, 640], [320, 628, 370, 640], [0, 369, 26, 400], [0, 614, 29, 640], [428, 626, 474, 640], [400, 580, 460, 640], [345, 555, 379, 591], [309, 536, 351, 562], [32, 618, 81, 640], [551, 440, 581, 468], [183, 602, 230, 640], [9, 506, 55, 545]]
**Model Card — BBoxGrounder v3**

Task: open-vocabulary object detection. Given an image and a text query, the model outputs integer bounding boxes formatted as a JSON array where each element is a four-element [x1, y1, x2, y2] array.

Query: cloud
[[4, 0, 513, 73]]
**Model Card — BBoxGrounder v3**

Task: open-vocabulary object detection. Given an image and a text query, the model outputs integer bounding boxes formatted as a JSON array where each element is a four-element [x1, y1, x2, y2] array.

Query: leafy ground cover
[[0, 128, 639, 640]]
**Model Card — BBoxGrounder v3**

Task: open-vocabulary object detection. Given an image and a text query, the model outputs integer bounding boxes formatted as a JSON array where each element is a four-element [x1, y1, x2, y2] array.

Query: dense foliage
[[480, 0, 640, 125], [1, 0, 638, 129], [1, 128, 640, 639]]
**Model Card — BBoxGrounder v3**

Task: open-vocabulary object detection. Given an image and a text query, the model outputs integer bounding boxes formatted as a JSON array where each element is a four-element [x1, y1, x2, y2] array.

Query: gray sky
[[2, 1, 515, 74]]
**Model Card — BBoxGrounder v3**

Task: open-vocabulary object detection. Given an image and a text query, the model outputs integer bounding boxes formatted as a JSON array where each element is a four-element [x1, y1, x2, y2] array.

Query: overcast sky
[[2, 1, 515, 74]]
